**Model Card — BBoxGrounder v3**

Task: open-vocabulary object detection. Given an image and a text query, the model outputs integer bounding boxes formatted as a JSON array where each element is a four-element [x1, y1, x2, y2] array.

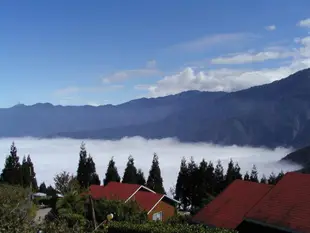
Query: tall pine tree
[[214, 160, 224, 195], [268, 172, 277, 185], [175, 157, 189, 210], [103, 157, 120, 185], [244, 171, 250, 181], [77, 142, 100, 188], [1, 142, 21, 185], [146, 153, 165, 194], [136, 169, 146, 185], [39, 182, 47, 193], [250, 165, 259, 182], [122, 155, 138, 184], [77, 142, 88, 188]]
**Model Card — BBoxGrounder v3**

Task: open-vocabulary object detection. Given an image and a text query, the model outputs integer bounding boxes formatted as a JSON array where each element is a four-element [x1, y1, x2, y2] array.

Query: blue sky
[[1, 0, 310, 107]]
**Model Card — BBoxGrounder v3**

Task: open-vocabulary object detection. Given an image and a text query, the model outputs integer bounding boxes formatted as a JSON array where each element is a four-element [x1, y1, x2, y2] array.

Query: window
[[152, 211, 163, 221]]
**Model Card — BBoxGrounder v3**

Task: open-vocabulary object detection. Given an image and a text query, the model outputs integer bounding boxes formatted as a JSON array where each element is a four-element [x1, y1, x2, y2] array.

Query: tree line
[[0, 142, 285, 213]]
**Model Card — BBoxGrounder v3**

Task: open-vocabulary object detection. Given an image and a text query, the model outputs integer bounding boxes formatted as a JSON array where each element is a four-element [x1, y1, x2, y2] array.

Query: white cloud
[[265, 25, 276, 31], [0, 137, 300, 192], [142, 35, 310, 97], [103, 60, 161, 83], [297, 18, 310, 28], [172, 33, 255, 52], [211, 50, 294, 65]]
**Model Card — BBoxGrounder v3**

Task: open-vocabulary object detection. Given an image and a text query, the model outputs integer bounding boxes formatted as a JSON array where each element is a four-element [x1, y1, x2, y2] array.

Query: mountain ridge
[[1, 68, 310, 148]]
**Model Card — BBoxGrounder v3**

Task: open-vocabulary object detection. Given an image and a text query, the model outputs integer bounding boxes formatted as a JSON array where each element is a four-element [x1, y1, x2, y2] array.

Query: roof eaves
[[243, 218, 302, 233]]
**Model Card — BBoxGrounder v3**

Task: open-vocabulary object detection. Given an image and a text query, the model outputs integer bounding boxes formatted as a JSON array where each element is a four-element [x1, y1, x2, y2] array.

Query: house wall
[[148, 200, 176, 222]]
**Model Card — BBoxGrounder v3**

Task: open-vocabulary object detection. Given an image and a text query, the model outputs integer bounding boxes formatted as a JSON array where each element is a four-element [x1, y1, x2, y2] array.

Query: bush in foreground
[[106, 222, 236, 233]]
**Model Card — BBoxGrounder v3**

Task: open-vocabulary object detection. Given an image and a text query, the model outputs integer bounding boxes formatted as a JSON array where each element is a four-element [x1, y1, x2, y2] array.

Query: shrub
[[106, 222, 236, 233]]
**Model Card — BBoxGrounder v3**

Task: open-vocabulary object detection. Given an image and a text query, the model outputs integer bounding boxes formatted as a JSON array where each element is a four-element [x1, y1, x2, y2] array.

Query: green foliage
[[122, 155, 138, 184], [77, 142, 101, 188], [106, 222, 236, 233], [54, 171, 74, 194], [94, 199, 148, 224], [147, 153, 165, 194], [104, 157, 121, 185], [175, 157, 189, 210], [214, 160, 225, 194], [1, 142, 22, 185], [250, 165, 259, 182], [136, 169, 146, 185]]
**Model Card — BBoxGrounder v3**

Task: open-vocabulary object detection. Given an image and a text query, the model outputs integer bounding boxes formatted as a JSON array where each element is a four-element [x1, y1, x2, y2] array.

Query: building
[[89, 182, 179, 221], [192, 172, 310, 233], [192, 179, 273, 229]]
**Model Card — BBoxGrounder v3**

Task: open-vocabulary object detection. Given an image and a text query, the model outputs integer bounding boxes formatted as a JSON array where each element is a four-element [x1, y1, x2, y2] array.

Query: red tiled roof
[[192, 179, 273, 229], [89, 182, 141, 201], [130, 191, 164, 213], [245, 172, 310, 233]]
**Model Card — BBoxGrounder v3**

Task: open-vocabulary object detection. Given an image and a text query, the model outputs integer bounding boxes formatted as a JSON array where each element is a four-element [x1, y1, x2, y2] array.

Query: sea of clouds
[[0, 137, 302, 193]]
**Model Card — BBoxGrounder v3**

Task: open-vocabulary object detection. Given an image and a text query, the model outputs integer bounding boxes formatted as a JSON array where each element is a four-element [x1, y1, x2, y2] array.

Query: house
[[191, 179, 273, 229], [89, 182, 179, 221], [192, 172, 310, 233], [237, 172, 310, 233]]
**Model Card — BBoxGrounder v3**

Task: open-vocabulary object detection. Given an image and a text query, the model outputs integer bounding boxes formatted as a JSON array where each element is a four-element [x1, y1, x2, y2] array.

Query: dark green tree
[[87, 155, 100, 185], [250, 165, 259, 182], [234, 163, 243, 180], [1, 142, 22, 185], [275, 171, 285, 184], [77, 142, 100, 188], [268, 172, 277, 185], [244, 171, 250, 181], [214, 160, 225, 194], [187, 157, 199, 210], [77, 142, 88, 188], [224, 159, 235, 187], [146, 153, 165, 194], [136, 169, 146, 185], [39, 182, 47, 193], [46, 185, 57, 197], [26, 155, 37, 190], [103, 157, 121, 185], [206, 161, 215, 194], [174, 157, 189, 210], [122, 155, 138, 184], [260, 174, 267, 184]]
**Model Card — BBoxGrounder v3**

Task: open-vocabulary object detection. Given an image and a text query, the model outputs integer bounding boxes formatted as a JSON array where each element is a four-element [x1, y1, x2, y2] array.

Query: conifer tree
[[122, 155, 138, 184], [206, 161, 215, 194], [225, 159, 235, 187], [39, 182, 47, 193], [77, 142, 88, 188], [234, 163, 242, 180], [77, 142, 100, 188], [87, 155, 100, 185], [103, 157, 121, 185], [146, 153, 165, 194], [260, 174, 267, 184], [268, 172, 277, 185], [136, 169, 146, 185], [275, 171, 284, 184], [175, 157, 189, 210], [187, 157, 199, 209], [250, 165, 259, 182], [1, 142, 22, 185], [244, 171, 250, 181], [214, 160, 224, 194], [26, 155, 37, 190]]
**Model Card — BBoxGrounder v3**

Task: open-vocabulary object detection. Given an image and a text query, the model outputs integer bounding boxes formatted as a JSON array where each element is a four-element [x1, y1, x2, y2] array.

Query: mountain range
[[2, 68, 310, 149]]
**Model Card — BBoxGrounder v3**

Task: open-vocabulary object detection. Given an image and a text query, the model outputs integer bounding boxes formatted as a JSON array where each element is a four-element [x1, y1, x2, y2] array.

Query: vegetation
[[106, 221, 235, 233], [146, 153, 166, 194]]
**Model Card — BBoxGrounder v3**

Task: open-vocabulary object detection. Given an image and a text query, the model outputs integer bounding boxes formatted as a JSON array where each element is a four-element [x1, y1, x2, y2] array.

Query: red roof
[[131, 191, 164, 213], [89, 182, 141, 201], [245, 172, 310, 233], [192, 179, 273, 229]]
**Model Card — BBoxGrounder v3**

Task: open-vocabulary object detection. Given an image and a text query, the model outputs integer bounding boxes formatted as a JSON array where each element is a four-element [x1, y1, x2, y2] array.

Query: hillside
[[0, 68, 310, 148], [57, 68, 310, 148], [281, 145, 310, 173]]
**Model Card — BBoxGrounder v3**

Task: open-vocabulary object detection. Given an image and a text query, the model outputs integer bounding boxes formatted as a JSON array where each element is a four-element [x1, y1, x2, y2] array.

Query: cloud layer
[[0, 137, 300, 192]]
